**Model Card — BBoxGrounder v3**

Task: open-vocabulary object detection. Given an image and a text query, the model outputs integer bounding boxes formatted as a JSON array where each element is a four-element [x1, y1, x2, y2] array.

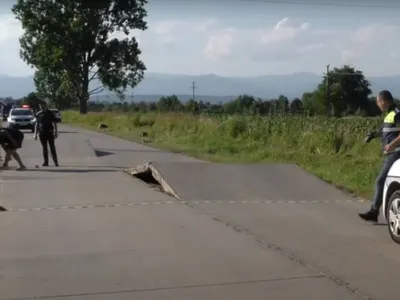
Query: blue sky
[[0, 0, 400, 77]]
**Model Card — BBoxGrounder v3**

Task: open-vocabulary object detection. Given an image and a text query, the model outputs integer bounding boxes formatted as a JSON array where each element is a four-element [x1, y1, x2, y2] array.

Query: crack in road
[[2, 275, 324, 300], [182, 202, 374, 300]]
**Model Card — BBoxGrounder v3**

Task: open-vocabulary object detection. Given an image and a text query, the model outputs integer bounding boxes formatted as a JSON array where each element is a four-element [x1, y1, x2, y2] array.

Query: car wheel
[[386, 190, 400, 244]]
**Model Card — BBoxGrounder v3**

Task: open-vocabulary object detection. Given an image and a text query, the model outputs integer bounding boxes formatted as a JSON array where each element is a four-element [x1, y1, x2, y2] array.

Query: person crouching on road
[[34, 102, 59, 167], [0, 127, 26, 171], [359, 90, 400, 222]]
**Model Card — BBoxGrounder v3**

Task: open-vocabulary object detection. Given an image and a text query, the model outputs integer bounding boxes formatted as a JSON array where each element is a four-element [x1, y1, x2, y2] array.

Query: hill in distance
[[1, 72, 400, 103]]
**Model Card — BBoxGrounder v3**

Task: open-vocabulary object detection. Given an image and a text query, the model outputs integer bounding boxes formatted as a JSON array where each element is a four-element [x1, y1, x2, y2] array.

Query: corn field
[[63, 111, 383, 157]]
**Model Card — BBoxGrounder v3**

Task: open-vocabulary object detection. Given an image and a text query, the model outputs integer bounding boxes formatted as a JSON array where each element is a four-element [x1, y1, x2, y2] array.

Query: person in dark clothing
[[0, 127, 26, 170], [34, 102, 59, 166], [359, 90, 400, 222]]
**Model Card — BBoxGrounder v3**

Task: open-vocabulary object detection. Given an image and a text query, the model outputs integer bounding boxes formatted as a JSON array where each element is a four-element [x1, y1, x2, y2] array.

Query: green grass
[[63, 110, 385, 199]]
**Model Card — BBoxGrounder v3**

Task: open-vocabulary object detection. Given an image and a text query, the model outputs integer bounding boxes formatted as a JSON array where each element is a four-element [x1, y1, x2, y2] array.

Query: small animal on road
[[98, 123, 109, 131]]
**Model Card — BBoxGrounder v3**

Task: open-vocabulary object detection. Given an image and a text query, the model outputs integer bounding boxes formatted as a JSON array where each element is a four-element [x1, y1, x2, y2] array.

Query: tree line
[[60, 65, 394, 117], [5, 64, 394, 118]]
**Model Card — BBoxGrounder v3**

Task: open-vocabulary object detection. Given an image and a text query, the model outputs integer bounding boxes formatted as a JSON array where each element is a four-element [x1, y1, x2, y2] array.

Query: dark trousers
[[371, 152, 400, 211], [39, 131, 58, 165]]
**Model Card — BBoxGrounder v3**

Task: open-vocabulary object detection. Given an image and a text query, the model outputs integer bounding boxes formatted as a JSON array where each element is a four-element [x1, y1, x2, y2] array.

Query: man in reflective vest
[[359, 90, 400, 222]]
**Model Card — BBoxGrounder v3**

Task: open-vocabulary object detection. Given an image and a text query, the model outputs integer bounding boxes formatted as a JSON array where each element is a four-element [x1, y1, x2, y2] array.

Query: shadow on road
[[97, 148, 162, 153], [372, 222, 388, 226], [95, 150, 114, 157], [61, 165, 127, 169], [58, 131, 78, 133], [24, 169, 119, 173]]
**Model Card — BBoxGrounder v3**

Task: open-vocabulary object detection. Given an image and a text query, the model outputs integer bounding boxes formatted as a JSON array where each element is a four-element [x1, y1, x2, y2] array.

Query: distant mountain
[[2, 72, 400, 102]]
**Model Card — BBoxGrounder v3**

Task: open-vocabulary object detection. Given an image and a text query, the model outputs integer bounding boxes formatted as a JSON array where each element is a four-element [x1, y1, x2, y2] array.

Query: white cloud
[[2, 13, 400, 77], [0, 14, 30, 76], [0, 15, 23, 42], [201, 18, 332, 63], [151, 18, 217, 44], [203, 29, 235, 60], [341, 50, 355, 63], [194, 17, 400, 75]]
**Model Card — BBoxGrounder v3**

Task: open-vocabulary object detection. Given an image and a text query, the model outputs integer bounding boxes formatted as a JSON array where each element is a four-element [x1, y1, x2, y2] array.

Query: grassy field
[[63, 110, 385, 199]]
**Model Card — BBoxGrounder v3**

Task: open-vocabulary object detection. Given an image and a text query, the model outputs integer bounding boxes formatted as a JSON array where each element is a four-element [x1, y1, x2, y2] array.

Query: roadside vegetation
[[60, 65, 390, 200], [63, 110, 384, 199]]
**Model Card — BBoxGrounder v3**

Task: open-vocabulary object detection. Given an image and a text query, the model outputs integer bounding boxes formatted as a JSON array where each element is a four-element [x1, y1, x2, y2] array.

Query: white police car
[[382, 160, 400, 244], [7, 106, 36, 132]]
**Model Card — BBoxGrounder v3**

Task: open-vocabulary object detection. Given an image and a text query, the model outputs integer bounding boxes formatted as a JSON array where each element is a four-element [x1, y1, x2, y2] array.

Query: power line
[[152, 0, 400, 9], [237, 0, 400, 9]]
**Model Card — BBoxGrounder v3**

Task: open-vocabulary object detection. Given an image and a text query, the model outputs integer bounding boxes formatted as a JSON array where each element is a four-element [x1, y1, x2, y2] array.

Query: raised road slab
[[126, 161, 355, 202]]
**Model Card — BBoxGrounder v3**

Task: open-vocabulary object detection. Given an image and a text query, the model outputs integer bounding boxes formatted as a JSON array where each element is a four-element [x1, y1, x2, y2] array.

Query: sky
[[1, 0, 400, 77]]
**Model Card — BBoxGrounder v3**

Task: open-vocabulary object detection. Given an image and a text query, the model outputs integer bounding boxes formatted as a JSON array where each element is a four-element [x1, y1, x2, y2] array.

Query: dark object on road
[[358, 210, 378, 222], [98, 123, 109, 131], [0, 127, 26, 170], [364, 132, 375, 143]]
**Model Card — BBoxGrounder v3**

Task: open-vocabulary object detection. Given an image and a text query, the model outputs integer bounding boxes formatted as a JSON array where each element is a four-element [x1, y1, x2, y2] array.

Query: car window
[[11, 109, 33, 116]]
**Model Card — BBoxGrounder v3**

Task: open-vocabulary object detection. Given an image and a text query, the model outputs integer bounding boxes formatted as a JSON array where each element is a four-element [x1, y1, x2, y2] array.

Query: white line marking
[[2, 198, 367, 212]]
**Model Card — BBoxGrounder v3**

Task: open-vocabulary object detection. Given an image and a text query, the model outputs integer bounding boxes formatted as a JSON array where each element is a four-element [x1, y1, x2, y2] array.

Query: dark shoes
[[42, 162, 58, 167], [358, 209, 379, 222]]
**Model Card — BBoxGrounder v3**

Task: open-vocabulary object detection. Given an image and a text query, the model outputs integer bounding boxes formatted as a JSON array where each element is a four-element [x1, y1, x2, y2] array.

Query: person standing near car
[[34, 102, 59, 166], [359, 90, 400, 222]]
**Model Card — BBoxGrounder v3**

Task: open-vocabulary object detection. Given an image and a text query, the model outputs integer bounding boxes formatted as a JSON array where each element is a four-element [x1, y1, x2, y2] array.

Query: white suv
[[382, 160, 400, 244], [7, 107, 36, 132]]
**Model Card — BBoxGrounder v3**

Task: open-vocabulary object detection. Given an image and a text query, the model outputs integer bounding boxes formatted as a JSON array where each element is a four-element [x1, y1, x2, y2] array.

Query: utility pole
[[191, 82, 196, 101], [131, 92, 134, 103], [326, 64, 330, 103]]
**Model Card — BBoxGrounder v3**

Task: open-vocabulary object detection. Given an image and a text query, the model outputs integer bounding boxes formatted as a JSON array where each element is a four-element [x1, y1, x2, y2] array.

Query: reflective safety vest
[[382, 106, 400, 152]]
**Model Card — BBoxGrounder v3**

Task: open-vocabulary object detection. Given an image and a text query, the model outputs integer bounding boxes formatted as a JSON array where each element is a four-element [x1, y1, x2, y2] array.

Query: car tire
[[386, 190, 400, 244]]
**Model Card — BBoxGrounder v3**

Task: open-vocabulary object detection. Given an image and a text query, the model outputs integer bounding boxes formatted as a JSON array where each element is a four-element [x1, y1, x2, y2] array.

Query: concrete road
[[0, 125, 397, 300]]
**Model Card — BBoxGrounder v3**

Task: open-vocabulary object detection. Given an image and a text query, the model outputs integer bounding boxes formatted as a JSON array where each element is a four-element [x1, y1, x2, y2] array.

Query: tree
[[290, 98, 303, 114], [277, 95, 289, 114], [185, 99, 200, 114], [302, 91, 325, 115], [313, 65, 372, 116], [223, 94, 255, 114], [12, 0, 148, 114], [34, 69, 78, 109], [21, 92, 43, 111], [157, 95, 183, 112]]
